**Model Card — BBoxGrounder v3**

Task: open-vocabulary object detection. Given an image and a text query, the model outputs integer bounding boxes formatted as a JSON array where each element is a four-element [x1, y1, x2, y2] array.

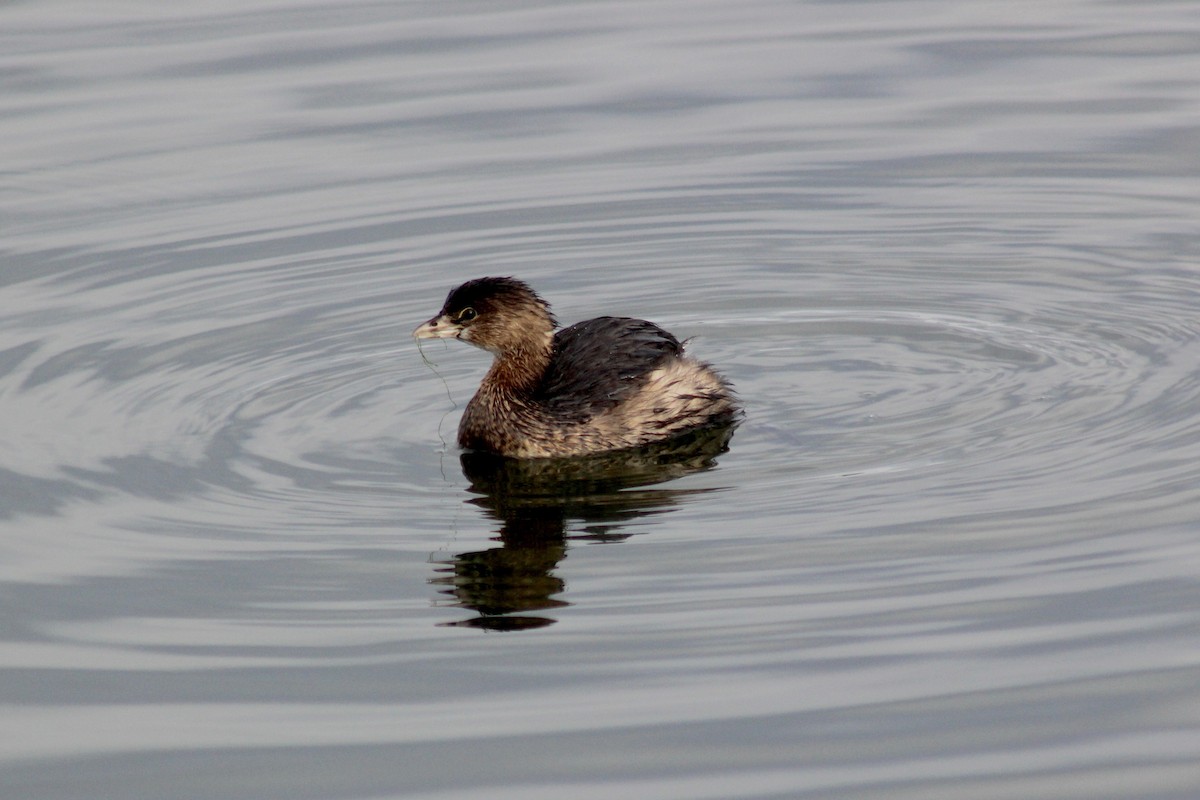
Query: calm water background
[[3, 1, 1200, 798]]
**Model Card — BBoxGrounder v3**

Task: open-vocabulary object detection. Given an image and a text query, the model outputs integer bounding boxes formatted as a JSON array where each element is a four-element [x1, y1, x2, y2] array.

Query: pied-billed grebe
[[413, 277, 739, 458]]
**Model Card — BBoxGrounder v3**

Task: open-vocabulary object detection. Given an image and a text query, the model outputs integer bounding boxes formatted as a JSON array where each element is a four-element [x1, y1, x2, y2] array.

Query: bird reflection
[[431, 423, 736, 631]]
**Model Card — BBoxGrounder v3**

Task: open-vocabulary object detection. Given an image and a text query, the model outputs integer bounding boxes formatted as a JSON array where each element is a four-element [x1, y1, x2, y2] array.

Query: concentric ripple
[[5, 3, 1200, 794], [721, 260, 1200, 538]]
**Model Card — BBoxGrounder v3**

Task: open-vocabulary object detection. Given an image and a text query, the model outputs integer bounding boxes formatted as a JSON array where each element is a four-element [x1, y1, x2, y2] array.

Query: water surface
[[2, 1, 1199, 798]]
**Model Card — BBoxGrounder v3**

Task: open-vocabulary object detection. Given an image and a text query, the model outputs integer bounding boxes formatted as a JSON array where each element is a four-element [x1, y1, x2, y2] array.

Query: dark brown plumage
[[414, 277, 738, 458]]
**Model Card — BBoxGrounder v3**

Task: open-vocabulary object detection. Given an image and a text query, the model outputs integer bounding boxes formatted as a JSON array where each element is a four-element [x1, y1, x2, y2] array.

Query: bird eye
[[458, 307, 477, 322]]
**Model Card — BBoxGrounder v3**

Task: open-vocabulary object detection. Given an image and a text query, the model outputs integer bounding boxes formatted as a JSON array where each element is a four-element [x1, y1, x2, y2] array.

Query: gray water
[[3, 1, 1199, 798]]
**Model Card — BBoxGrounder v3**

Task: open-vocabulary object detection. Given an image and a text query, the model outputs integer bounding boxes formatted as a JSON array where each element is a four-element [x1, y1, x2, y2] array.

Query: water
[[3, 1, 1199, 798]]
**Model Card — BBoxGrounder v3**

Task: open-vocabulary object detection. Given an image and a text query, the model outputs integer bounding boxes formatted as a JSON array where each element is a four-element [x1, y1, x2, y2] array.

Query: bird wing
[[536, 316, 682, 420]]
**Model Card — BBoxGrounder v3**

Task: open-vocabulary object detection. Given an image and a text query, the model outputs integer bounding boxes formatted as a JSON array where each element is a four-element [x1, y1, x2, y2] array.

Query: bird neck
[[483, 336, 553, 396]]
